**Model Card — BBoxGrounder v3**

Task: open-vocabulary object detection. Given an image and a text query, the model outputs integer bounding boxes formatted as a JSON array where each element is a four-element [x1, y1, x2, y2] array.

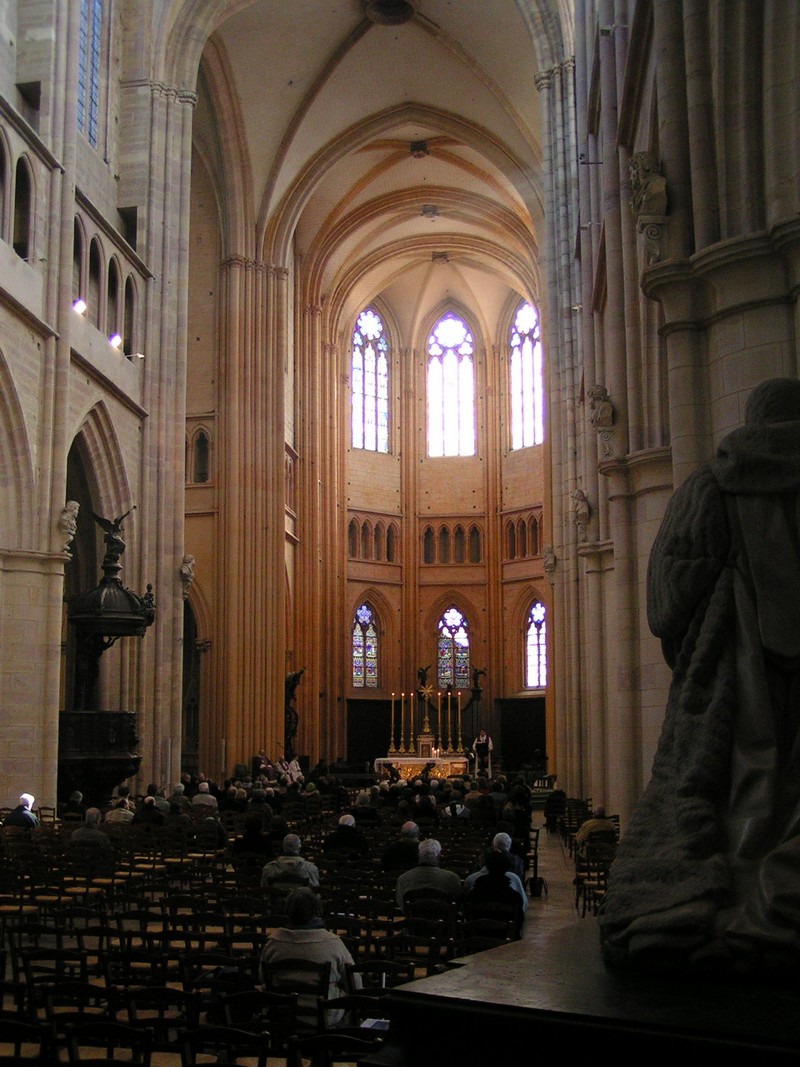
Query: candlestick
[[457, 691, 463, 751], [390, 692, 395, 752], [400, 693, 406, 753], [437, 691, 441, 748]]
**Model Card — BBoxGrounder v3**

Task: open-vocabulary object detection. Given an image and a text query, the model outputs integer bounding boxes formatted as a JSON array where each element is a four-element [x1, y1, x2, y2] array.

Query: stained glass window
[[353, 604, 378, 688], [510, 301, 544, 448], [427, 313, 475, 457], [78, 0, 104, 147], [437, 606, 470, 689], [526, 601, 547, 688], [352, 308, 389, 452]]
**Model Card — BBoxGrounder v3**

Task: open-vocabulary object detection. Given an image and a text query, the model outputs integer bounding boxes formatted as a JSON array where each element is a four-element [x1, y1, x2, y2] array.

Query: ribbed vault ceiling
[[193, 0, 564, 338]]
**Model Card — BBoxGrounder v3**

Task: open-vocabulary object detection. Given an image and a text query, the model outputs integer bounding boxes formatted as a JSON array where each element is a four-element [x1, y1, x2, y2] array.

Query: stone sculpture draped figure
[[599, 378, 800, 974]]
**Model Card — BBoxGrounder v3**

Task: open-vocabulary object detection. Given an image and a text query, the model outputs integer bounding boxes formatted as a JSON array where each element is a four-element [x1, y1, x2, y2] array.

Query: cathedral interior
[[1, 0, 799, 840]]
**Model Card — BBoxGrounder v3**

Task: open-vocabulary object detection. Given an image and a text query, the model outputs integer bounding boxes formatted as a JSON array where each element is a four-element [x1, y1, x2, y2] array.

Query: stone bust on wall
[[629, 151, 668, 219]]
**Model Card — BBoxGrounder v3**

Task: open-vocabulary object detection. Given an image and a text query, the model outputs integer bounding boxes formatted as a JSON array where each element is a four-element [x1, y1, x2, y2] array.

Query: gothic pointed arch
[[423, 304, 480, 459], [195, 38, 255, 255], [72, 401, 134, 525], [12, 155, 33, 260], [424, 592, 481, 693], [0, 350, 35, 548], [349, 586, 393, 692], [0, 128, 8, 238]]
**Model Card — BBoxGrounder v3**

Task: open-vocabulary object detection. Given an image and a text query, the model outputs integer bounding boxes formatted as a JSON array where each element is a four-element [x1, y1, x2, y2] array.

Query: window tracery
[[427, 312, 475, 457], [510, 300, 544, 448], [352, 307, 389, 452]]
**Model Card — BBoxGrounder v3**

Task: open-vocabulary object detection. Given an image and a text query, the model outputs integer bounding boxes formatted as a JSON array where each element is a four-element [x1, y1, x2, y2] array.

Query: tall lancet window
[[427, 313, 475, 457], [510, 300, 544, 448], [352, 308, 389, 452], [352, 604, 379, 688], [437, 606, 470, 690], [526, 601, 547, 688], [78, 0, 104, 147]]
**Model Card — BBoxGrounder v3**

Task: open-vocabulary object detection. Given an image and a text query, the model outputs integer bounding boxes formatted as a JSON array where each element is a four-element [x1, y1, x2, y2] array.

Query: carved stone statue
[[92, 507, 135, 567], [588, 384, 614, 429], [571, 489, 590, 542], [471, 666, 486, 690], [284, 668, 304, 759], [600, 378, 800, 975], [542, 544, 556, 584], [629, 150, 668, 219], [180, 554, 196, 599], [58, 500, 80, 556]]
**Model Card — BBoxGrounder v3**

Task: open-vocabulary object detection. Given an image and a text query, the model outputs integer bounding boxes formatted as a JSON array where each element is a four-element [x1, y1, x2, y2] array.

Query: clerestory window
[[351, 308, 389, 452], [510, 301, 544, 448], [427, 313, 475, 457]]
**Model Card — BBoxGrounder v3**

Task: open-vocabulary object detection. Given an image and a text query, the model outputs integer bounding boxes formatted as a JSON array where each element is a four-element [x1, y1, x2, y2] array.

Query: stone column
[[132, 83, 196, 788], [215, 255, 285, 774], [536, 56, 583, 792]]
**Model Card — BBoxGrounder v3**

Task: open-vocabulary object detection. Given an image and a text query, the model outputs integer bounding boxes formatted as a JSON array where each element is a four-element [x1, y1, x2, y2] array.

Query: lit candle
[[437, 691, 441, 745], [390, 692, 395, 750]]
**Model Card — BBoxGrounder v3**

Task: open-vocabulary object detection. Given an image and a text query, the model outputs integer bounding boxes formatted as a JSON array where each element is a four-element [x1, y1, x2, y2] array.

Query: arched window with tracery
[[510, 300, 544, 448], [437, 606, 470, 690], [427, 312, 475, 457], [526, 600, 547, 688], [352, 307, 389, 452], [352, 603, 379, 688]]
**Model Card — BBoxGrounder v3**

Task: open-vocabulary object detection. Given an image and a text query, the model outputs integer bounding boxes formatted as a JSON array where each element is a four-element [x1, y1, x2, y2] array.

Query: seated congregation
[[0, 767, 539, 1064]]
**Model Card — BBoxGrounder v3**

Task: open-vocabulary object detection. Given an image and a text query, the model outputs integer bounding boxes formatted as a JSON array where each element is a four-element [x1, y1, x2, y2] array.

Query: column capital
[[146, 81, 197, 107], [221, 254, 267, 273]]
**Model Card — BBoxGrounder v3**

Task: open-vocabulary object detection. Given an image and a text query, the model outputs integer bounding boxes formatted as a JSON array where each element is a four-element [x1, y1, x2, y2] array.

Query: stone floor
[[520, 821, 586, 942]]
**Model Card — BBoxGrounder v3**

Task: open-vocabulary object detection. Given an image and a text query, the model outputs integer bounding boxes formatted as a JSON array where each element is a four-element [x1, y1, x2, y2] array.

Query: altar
[[381, 674, 480, 780], [374, 756, 468, 780]]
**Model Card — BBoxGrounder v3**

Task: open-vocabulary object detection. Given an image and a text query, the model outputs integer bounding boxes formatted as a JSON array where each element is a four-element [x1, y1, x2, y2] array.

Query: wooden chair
[[345, 958, 414, 993], [287, 1031, 383, 1067], [179, 952, 258, 1023], [44, 982, 119, 1051], [220, 989, 299, 1055], [315, 993, 392, 1037], [124, 986, 201, 1053], [0, 1018, 52, 1065], [65, 1020, 153, 1065], [180, 1025, 270, 1067], [260, 958, 331, 1033]]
